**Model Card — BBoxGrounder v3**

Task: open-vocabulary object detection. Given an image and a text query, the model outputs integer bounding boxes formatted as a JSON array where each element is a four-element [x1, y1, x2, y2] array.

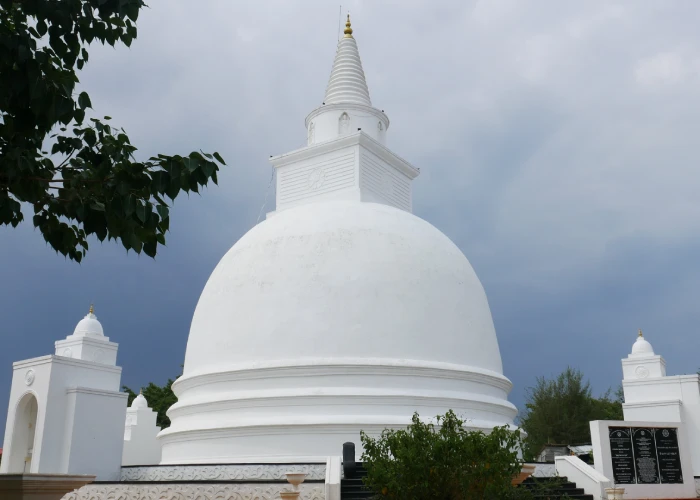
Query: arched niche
[[338, 112, 350, 135], [8, 393, 38, 473], [307, 121, 315, 145]]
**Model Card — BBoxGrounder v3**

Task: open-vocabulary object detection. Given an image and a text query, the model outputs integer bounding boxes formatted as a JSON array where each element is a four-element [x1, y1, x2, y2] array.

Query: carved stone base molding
[[120, 463, 326, 482], [62, 483, 325, 500]]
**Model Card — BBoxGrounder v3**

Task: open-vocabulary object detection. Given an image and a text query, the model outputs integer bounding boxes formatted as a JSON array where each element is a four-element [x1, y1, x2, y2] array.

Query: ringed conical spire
[[323, 15, 371, 106]]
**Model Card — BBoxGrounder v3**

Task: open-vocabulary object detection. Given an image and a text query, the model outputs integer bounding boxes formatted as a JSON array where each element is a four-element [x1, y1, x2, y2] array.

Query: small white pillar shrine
[[621, 330, 700, 476], [0, 306, 128, 480], [122, 391, 162, 466]]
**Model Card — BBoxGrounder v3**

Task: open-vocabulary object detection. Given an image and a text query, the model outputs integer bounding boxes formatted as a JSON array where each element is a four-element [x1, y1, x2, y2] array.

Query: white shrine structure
[[0, 307, 127, 480], [157, 15, 517, 464], [621, 331, 700, 477], [122, 392, 161, 466]]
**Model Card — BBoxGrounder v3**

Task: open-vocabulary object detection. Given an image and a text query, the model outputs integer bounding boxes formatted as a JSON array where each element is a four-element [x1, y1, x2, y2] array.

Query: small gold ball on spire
[[638, 329, 643, 338], [89, 303, 94, 315], [344, 13, 353, 38]]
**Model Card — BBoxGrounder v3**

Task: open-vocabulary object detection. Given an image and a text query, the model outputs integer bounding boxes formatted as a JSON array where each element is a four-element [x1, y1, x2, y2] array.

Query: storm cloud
[[1, 1, 699, 432]]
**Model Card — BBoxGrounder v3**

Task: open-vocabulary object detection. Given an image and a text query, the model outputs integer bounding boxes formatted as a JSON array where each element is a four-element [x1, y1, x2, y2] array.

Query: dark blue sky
[[2, 1, 700, 436]]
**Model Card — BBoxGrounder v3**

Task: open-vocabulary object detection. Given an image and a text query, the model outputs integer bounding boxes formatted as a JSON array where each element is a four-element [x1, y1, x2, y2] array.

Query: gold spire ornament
[[344, 14, 353, 38], [89, 303, 94, 315], [638, 329, 643, 338]]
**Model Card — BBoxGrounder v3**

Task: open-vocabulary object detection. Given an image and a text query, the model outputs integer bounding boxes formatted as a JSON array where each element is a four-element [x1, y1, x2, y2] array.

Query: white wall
[[64, 388, 127, 480], [122, 406, 161, 466], [623, 375, 700, 476], [1, 354, 127, 480]]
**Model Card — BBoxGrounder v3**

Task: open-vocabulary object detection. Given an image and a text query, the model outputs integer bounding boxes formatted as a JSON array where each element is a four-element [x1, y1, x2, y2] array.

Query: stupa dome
[[72, 305, 104, 337], [630, 330, 654, 357], [182, 201, 503, 375], [160, 201, 515, 463]]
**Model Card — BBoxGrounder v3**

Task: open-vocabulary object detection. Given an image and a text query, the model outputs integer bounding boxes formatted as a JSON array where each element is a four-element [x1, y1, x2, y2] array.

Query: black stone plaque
[[655, 428, 683, 484], [609, 427, 635, 484], [632, 427, 659, 484]]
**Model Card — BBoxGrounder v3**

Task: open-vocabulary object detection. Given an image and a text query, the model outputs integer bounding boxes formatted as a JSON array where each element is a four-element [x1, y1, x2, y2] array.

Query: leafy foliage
[[0, 0, 225, 261], [360, 410, 526, 500], [123, 378, 177, 429], [519, 367, 623, 460]]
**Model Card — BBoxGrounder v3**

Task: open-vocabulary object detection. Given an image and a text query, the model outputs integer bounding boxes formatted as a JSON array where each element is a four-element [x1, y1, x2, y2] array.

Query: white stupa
[[159, 16, 517, 463]]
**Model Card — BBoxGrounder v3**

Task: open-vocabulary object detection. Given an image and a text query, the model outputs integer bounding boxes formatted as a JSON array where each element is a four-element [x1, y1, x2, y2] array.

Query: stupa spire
[[324, 16, 371, 106], [344, 14, 353, 38]]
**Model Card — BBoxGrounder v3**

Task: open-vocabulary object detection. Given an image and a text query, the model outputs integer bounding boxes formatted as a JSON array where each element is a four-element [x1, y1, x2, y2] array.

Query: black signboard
[[632, 428, 659, 484], [655, 428, 683, 484], [607, 426, 683, 485], [609, 427, 635, 484]]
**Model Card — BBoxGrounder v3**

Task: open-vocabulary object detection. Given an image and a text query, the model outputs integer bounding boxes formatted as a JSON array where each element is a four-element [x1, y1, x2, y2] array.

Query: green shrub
[[360, 410, 526, 500]]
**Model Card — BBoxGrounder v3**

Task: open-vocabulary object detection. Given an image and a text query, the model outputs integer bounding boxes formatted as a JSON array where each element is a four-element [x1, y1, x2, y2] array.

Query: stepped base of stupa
[[62, 463, 328, 500]]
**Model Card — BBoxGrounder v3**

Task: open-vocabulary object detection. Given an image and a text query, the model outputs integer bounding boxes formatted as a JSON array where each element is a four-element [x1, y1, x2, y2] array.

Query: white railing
[[555, 456, 611, 500]]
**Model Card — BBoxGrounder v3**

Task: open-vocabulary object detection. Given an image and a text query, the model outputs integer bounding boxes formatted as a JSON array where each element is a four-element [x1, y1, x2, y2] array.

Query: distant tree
[[591, 386, 624, 421], [519, 367, 623, 460], [0, 0, 225, 261], [123, 378, 177, 429]]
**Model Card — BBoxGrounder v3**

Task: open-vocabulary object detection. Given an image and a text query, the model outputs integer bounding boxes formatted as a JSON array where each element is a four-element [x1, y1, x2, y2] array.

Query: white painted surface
[[271, 132, 417, 214], [590, 420, 696, 498], [324, 33, 371, 106], [305, 29, 389, 146], [555, 456, 611, 500], [621, 333, 700, 476], [0, 310, 127, 480], [324, 456, 341, 500], [122, 394, 162, 466], [161, 199, 515, 463]]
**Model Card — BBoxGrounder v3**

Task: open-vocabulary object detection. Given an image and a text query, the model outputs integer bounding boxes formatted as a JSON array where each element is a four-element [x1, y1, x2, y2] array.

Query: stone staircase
[[340, 462, 371, 500], [520, 476, 594, 499], [340, 463, 596, 499]]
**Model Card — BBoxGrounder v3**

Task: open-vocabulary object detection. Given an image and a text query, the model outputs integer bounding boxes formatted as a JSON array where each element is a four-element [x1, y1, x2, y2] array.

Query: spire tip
[[344, 13, 353, 38]]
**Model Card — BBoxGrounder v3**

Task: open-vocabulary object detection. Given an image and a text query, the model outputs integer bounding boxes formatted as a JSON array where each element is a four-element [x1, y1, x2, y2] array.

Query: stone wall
[[63, 483, 324, 500]]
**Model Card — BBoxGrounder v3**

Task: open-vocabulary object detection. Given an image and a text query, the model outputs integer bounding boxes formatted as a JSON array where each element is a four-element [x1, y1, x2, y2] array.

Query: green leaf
[[156, 205, 169, 219], [83, 128, 96, 147], [37, 19, 48, 36], [213, 152, 226, 165], [143, 240, 157, 258], [135, 203, 146, 223], [124, 194, 135, 217], [78, 92, 92, 110]]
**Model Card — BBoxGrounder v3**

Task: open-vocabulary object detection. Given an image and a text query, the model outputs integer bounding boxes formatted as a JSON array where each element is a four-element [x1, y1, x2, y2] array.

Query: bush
[[360, 410, 526, 500]]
